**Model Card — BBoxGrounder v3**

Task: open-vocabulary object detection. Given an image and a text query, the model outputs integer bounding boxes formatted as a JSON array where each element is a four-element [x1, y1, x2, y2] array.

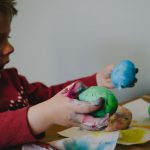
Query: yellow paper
[[118, 127, 150, 145]]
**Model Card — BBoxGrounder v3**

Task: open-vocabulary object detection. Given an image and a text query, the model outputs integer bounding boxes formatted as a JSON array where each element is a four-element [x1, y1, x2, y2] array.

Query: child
[[0, 0, 136, 149], [0, 1, 115, 149]]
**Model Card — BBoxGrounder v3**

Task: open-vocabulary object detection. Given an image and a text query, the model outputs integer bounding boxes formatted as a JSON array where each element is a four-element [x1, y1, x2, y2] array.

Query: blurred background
[[9, 0, 150, 102]]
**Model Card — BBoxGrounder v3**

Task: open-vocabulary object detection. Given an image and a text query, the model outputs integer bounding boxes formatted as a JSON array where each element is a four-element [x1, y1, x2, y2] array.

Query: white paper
[[51, 131, 119, 150], [58, 127, 91, 138], [22, 144, 53, 150], [123, 98, 150, 126]]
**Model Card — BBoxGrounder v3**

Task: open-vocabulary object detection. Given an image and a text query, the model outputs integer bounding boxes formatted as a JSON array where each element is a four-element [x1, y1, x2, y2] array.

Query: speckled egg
[[78, 86, 118, 117], [111, 60, 137, 89]]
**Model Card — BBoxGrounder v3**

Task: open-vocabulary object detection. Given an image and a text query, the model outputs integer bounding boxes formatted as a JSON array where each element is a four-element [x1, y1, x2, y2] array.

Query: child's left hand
[[96, 64, 115, 89]]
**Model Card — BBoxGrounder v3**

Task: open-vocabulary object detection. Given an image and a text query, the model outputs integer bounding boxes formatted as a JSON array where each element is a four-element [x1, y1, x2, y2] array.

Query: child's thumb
[[61, 81, 87, 98]]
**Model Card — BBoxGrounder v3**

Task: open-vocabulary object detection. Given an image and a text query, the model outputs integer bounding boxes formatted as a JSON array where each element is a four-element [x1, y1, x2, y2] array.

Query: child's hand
[[96, 64, 115, 89], [28, 82, 109, 135], [48, 82, 108, 130]]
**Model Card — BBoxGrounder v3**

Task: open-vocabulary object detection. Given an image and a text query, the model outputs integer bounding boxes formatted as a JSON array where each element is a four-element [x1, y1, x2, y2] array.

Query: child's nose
[[2, 42, 14, 55]]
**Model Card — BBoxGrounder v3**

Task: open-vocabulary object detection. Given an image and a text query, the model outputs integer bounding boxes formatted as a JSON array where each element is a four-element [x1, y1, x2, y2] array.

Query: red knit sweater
[[0, 68, 97, 149]]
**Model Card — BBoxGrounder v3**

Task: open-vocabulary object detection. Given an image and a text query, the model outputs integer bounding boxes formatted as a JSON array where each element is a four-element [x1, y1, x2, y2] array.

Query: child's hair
[[0, 0, 18, 18]]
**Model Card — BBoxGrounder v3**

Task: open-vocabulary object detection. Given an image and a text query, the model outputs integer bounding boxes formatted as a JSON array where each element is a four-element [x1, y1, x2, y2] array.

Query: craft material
[[111, 60, 137, 89], [78, 86, 118, 117]]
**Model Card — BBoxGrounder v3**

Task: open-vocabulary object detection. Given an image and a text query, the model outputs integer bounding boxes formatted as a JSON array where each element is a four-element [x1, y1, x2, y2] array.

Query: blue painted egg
[[111, 60, 137, 89]]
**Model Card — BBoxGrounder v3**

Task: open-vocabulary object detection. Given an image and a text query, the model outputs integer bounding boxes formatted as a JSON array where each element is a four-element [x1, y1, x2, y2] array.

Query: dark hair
[[0, 0, 18, 18]]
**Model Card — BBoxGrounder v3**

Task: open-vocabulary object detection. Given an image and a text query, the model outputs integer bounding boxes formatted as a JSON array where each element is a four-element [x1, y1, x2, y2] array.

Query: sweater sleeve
[[0, 107, 40, 149], [19, 73, 97, 105], [0, 69, 97, 148]]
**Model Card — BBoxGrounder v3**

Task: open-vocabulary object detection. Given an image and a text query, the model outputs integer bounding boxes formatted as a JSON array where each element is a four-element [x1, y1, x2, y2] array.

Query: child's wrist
[[96, 72, 103, 86], [27, 101, 54, 135]]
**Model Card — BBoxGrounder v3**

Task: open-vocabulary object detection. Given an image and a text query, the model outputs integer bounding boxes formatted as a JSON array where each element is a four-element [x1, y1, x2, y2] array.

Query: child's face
[[0, 13, 14, 70]]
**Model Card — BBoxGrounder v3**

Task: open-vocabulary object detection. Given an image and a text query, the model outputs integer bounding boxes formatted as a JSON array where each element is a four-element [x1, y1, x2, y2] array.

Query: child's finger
[[104, 64, 115, 76], [80, 114, 109, 131], [60, 82, 76, 94], [72, 98, 104, 114], [104, 79, 115, 89], [70, 113, 109, 131], [60, 81, 87, 98]]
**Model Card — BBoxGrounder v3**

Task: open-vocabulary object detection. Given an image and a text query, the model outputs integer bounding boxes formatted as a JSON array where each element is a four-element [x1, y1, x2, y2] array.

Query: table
[[45, 95, 150, 150]]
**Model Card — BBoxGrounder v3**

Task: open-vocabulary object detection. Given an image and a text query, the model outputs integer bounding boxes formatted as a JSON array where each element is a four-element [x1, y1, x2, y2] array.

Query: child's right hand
[[47, 82, 108, 130], [28, 82, 108, 135]]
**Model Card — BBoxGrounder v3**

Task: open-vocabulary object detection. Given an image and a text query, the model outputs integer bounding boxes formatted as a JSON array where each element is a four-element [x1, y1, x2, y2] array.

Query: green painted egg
[[78, 86, 118, 117], [148, 105, 150, 116]]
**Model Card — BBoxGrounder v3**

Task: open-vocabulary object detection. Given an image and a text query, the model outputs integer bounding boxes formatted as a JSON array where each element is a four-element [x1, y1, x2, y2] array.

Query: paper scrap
[[50, 131, 119, 150], [123, 98, 150, 127]]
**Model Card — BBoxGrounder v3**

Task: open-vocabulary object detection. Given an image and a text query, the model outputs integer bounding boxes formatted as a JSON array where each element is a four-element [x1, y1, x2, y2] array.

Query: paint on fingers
[[63, 81, 87, 99], [69, 112, 84, 124], [81, 114, 109, 131]]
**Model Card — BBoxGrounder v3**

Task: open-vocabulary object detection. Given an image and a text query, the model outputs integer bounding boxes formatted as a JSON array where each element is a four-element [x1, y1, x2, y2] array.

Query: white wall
[[8, 0, 150, 102]]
